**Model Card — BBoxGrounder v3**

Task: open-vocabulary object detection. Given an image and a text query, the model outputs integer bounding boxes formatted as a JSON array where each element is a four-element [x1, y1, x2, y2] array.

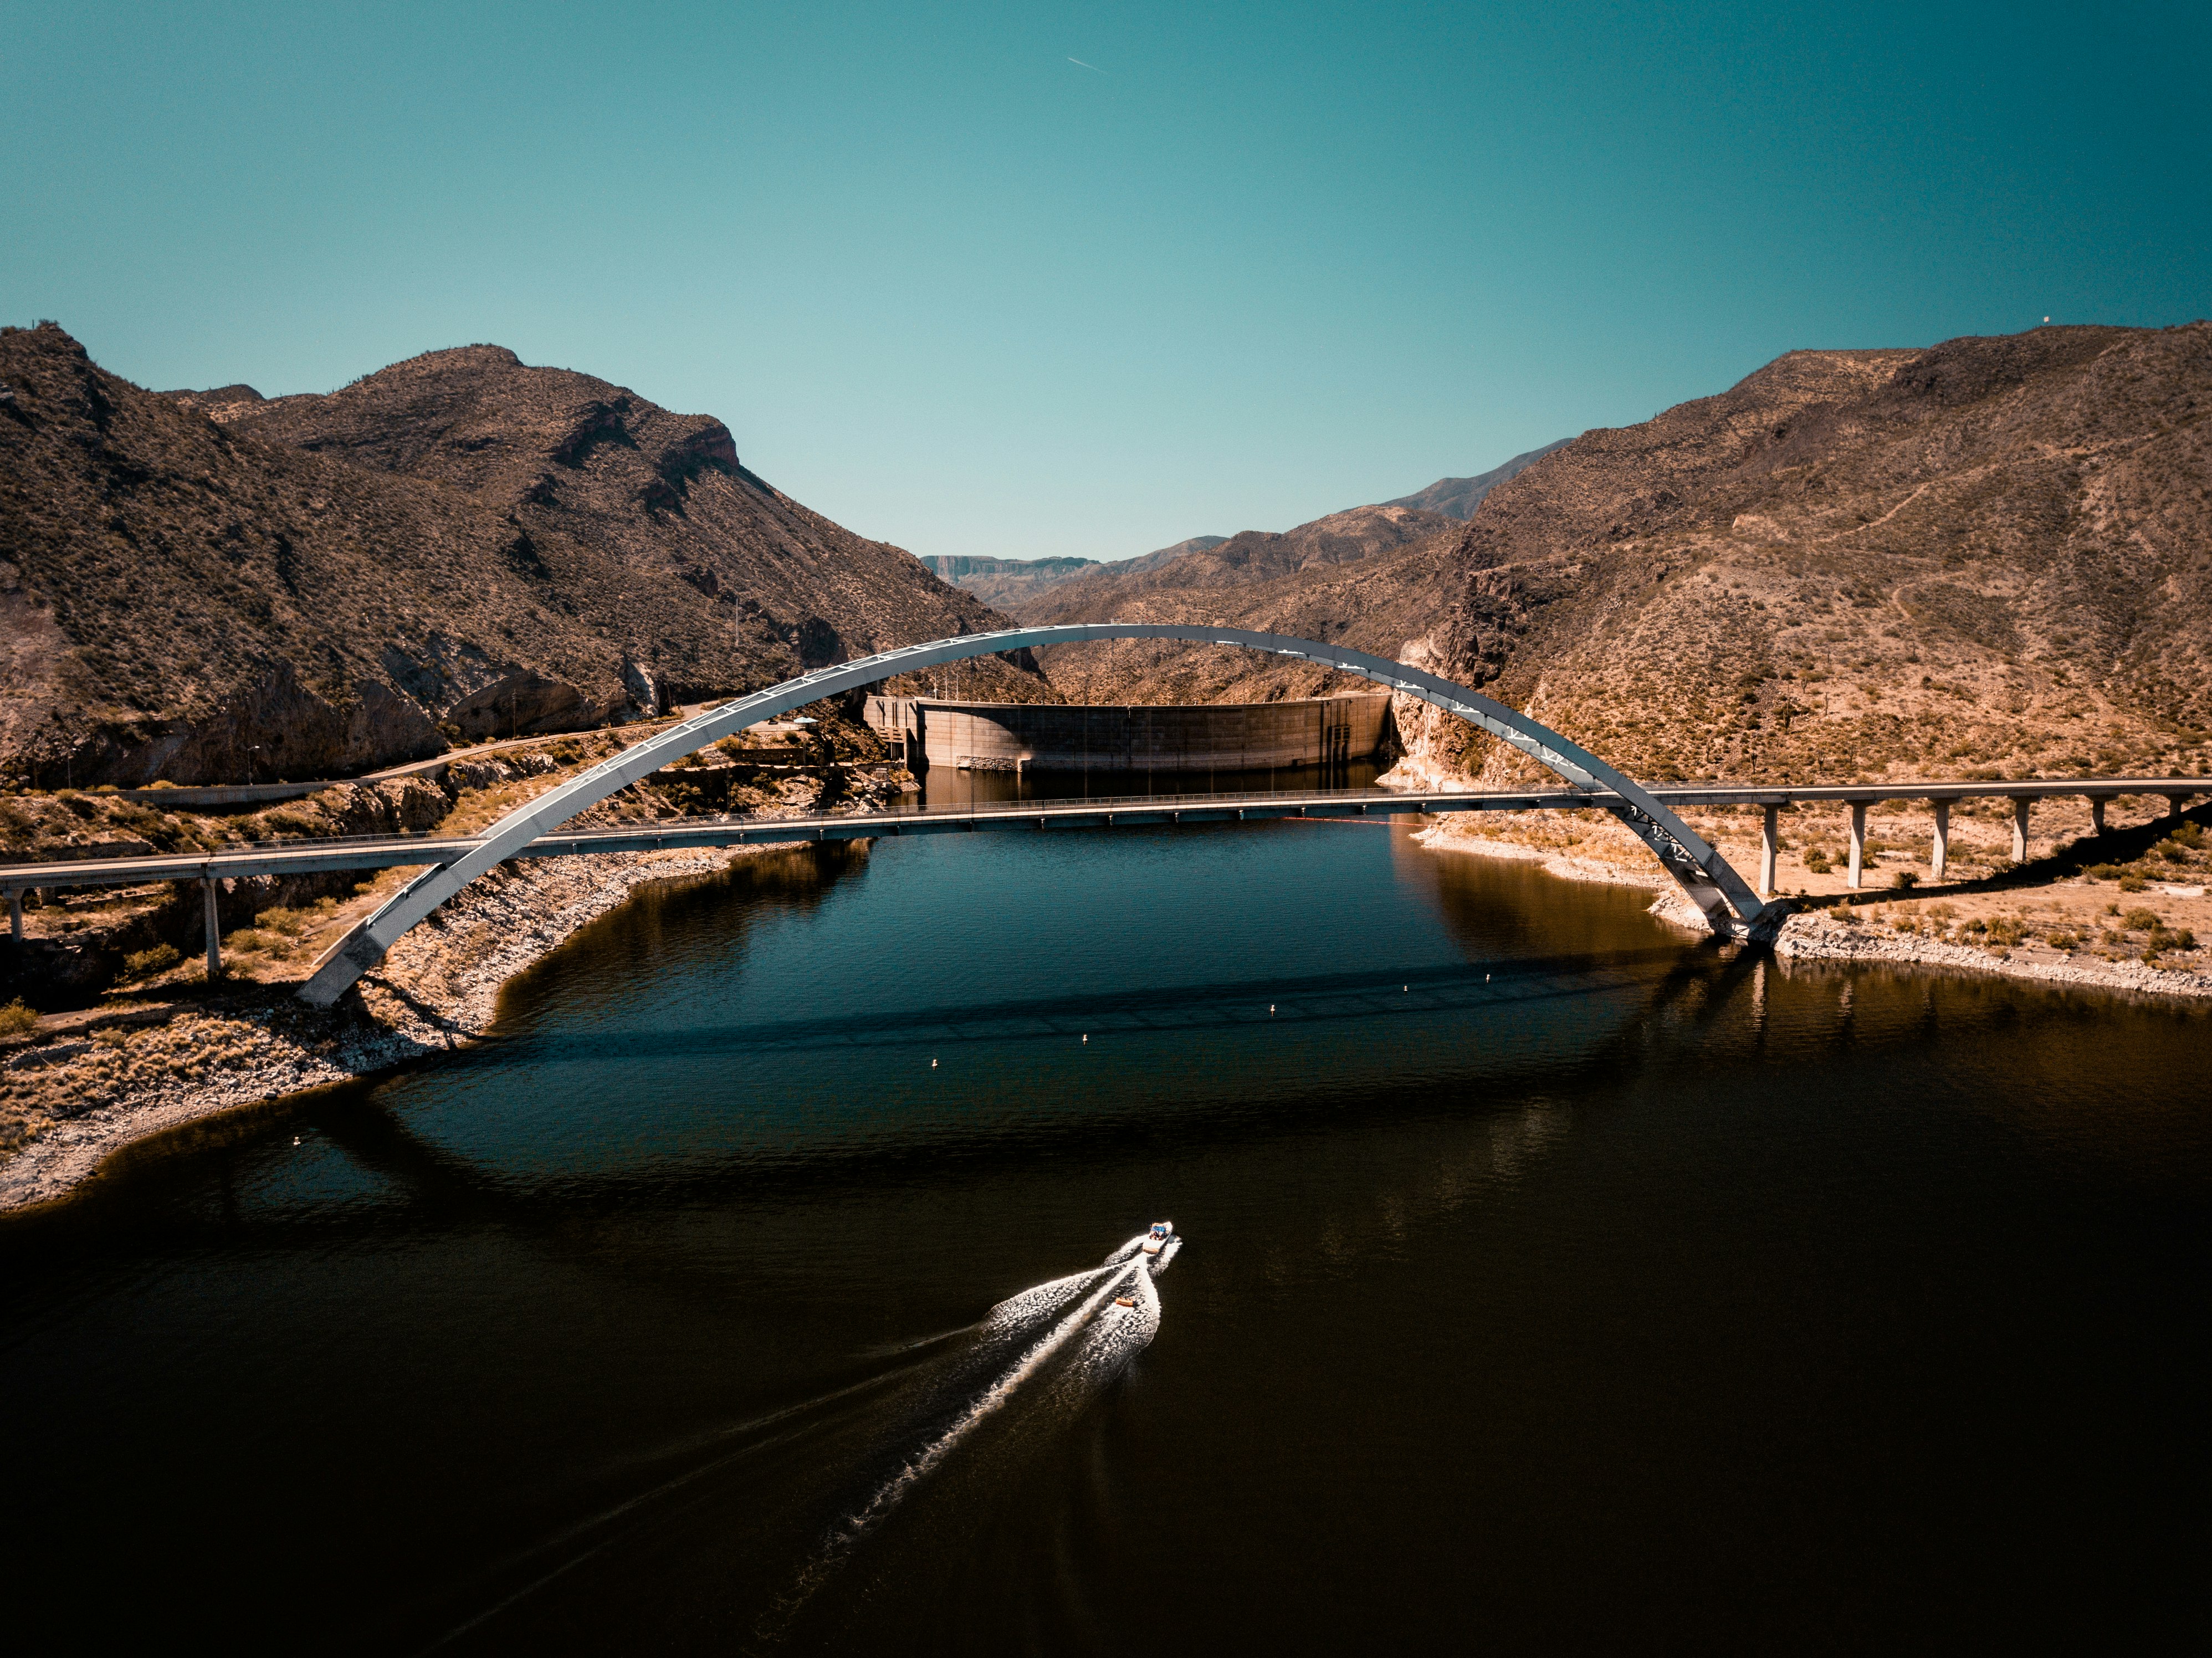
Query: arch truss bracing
[[299, 625, 1772, 1005]]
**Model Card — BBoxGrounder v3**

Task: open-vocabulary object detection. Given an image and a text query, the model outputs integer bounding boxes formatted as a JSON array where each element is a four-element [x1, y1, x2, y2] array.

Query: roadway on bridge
[[5, 776, 2203, 895]]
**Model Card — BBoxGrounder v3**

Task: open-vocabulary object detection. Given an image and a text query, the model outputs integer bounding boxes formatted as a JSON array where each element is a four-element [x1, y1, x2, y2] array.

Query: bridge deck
[[2, 777, 2202, 893]]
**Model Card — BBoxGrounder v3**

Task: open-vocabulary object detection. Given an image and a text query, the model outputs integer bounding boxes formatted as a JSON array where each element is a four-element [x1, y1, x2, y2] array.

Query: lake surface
[[4, 820, 2208, 1652]]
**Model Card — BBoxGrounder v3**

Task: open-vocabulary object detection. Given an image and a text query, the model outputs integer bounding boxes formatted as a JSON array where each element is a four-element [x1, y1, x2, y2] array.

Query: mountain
[[915, 553, 1098, 611], [1384, 438, 1576, 519], [1407, 324, 2212, 784], [1018, 504, 1456, 620], [1018, 324, 2212, 789], [0, 324, 1038, 786]]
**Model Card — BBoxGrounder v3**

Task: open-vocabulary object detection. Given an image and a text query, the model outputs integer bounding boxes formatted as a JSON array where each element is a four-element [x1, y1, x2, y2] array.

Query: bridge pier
[[1759, 806, 1778, 897], [202, 878, 222, 981], [1931, 801, 1949, 882], [2010, 797, 2031, 863], [1847, 804, 1867, 889], [2168, 793, 2191, 820], [2090, 795, 2110, 835], [8, 888, 21, 943]]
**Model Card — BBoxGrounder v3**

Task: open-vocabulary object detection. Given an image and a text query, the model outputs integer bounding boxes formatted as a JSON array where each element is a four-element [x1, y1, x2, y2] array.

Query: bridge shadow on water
[[30, 937, 1760, 1256], [450, 946, 1693, 1065]]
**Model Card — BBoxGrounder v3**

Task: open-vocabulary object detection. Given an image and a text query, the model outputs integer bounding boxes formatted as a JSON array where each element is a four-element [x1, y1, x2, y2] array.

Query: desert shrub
[[260, 807, 319, 836], [2048, 931, 2079, 950], [2173, 822, 2205, 850], [255, 907, 307, 936], [1986, 918, 2026, 946], [1826, 904, 1856, 923], [0, 1000, 39, 1036], [1891, 869, 1919, 890], [58, 792, 98, 819], [1929, 901, 1957, 919], [2118, 872, 2148, 892], [2085, 863, 2121, 881], [224, 929, 269, 954], [1803, 849, 1832, 873], [2122, 908, 2159, 932], [1963, 917, 1988, 935], [123, 943, 181, 980]]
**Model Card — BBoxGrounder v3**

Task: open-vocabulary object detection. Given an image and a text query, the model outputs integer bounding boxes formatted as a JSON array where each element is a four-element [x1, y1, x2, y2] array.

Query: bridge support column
[[2010, 797, 2031, 863], [2090, 795, 2110, 835], [1931, 802, 1949, 882], [202, 878, 222, 981], [2167, 793, 2190, 821], [1759, 806, 1778, 897], [8, 888, 21, 943], [1847, 804, 1867, 889]]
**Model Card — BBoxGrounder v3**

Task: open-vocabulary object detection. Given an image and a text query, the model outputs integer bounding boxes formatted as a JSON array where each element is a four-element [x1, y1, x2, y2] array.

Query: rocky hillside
[[1017, 325, 2212, 788], [1383, 438, 1575, 519], [1415, 324, 2212, 785], [1009, 503, 1462, 702], [0, 324, 1038, 786]]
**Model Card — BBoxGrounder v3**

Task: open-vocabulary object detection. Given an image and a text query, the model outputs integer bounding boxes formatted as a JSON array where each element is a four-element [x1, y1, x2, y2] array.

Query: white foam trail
[[1147, 1235, 1182, 1277], [830, 1258, 1143, 1549]]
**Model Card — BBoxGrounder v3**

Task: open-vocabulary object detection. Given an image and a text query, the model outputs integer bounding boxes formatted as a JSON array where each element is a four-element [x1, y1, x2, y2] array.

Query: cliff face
[[0, 325, 1035, 784], [1011, 325, 2212, 786]]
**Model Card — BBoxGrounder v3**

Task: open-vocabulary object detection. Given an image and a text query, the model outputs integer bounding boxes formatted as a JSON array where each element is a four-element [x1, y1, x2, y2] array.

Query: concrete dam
[[862, 693, 1395, 775]]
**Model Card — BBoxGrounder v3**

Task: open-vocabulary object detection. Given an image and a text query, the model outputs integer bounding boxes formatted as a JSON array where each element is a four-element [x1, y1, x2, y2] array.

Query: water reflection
[[2, 823, 2207, 1654]]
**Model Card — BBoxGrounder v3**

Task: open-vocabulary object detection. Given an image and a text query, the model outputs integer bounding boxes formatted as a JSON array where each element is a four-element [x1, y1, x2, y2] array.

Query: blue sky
[[4, 2, 2206, 560]]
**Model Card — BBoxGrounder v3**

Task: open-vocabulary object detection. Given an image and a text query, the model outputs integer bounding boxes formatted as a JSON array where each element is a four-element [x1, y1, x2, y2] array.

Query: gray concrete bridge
[[2, 620, 2201, 1004], [5, 775, 2202, 987]]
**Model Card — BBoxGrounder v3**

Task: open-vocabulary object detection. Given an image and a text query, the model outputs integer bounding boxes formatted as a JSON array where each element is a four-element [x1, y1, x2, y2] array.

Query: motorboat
[[1114, 1294, 1136, 1308], [1140, 1221, 1174, 1256]]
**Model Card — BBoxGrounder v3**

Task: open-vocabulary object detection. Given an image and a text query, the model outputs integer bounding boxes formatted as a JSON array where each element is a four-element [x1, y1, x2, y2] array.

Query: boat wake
[[766, 1229, 1180, 1635]]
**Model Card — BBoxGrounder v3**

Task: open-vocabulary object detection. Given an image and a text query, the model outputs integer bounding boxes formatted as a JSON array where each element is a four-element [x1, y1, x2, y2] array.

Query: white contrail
[[1068, 56, 1104, 72]]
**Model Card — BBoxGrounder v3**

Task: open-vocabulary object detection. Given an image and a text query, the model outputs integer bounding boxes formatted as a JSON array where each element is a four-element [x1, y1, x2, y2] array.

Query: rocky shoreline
[[1414, 818, 2212, 1000], [0, 838, 803, 1214]]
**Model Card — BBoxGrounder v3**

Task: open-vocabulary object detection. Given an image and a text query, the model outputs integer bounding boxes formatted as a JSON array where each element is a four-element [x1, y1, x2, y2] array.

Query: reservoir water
[[4, 821, 2208, 1651]]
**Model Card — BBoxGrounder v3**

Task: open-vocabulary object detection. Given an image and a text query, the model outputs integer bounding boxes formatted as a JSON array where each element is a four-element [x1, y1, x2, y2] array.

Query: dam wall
[[863, 693, 1393, 774]]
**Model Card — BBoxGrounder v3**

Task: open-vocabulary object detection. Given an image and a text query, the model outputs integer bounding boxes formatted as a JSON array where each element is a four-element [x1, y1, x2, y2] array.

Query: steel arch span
[[299, 624, 1772, 1005]]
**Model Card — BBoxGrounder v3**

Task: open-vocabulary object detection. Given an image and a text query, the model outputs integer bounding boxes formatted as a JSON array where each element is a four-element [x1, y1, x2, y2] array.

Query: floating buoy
[[1269, 1004, 1275, 1015], [291, 1135, 300, 1145], [1082, 1033, 1088, 1043], [931, 1058, 938, 1068], [1486, 973, 1491, 981]]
